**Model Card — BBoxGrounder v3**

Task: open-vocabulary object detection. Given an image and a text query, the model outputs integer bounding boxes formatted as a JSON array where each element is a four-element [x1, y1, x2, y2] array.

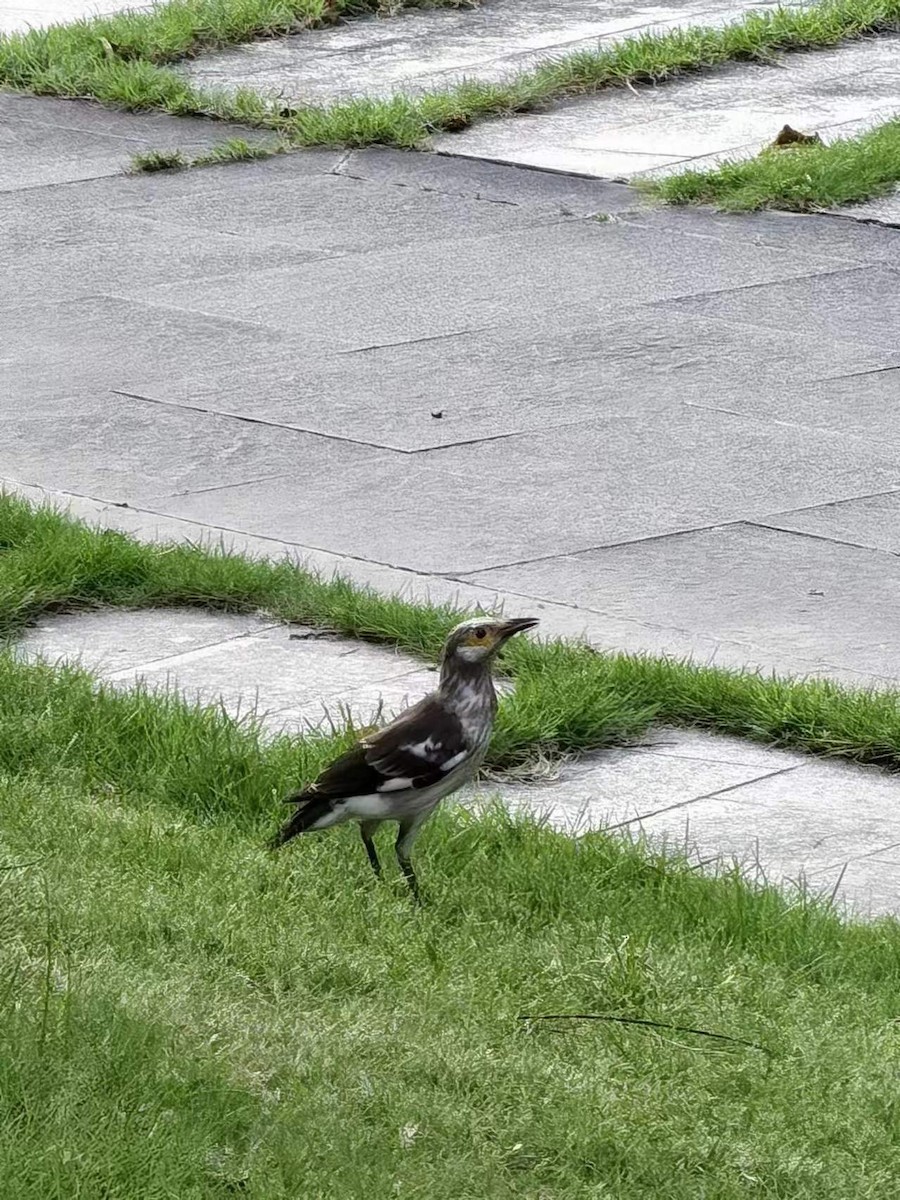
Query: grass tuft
[[129, 146, 187, 171], [190, 134, 287, 166], [649, 115, 900, 211]]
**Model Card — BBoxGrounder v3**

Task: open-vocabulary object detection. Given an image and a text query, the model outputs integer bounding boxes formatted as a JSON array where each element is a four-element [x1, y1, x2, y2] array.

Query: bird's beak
[[497, 616, 540, 641]]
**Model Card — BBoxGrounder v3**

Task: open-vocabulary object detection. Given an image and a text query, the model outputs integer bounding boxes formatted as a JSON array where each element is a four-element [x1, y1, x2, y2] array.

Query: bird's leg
[[360, 821, 382, 879], [395, 818, 422, 905]]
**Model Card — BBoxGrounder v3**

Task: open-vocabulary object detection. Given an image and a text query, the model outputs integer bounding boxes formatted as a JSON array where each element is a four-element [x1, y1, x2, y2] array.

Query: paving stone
[[618, 204, 900, 269], [15, 609, 278, 676], [688, 368, 900, 452], [340, 147, 636, 215], [0, 0, 144, 34], [666, 265, 900, 350], [806, 857, 900, 919], [149, 402, 900, 573], [179, 0, 771, 104], [0, 211, 332, 310], [1, 295, 336, 406], [121, 218, 858, 350], [463, 522, 900, 682], [485, 749, 782, 834], [636, 757, 900, 882], [761, 491, 900, 557], [2, 392, 386, 507], [0, 94, 274, 191], [833, 188, 900, 229], [628, 728, 812, 771], [107, 629, 436, 723], [438, 38, 900, 181], [16, 608, 437, 724], [94, 168, 555, 255], [119, 303, 900, 453]]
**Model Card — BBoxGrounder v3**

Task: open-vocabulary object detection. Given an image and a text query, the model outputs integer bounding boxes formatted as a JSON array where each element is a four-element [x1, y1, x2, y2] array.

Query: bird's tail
[[268, 790, 333, 851]]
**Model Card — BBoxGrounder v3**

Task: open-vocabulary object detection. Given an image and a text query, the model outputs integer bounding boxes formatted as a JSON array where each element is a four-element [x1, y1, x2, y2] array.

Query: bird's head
[[440, 616, 540, 669]]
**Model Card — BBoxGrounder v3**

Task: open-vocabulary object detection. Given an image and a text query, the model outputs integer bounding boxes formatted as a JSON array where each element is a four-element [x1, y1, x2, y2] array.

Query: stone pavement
[[3, 89, 900, 915], [180, 0, 900, 224], [0, 0, 143, 35], [180, 0, 785, 105]]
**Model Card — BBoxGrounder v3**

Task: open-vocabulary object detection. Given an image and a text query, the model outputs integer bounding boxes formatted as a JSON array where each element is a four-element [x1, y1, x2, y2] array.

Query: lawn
[[3, 492, 900, 1195], [2, 653, 900, 1198]]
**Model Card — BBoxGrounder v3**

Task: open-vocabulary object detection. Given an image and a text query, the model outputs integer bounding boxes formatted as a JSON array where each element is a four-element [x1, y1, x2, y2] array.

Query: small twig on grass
[[519, 1012, 773, 1055]]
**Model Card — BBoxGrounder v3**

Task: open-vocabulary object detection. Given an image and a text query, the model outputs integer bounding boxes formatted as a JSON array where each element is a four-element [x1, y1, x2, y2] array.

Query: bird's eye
[[474, 627, 487, 640]]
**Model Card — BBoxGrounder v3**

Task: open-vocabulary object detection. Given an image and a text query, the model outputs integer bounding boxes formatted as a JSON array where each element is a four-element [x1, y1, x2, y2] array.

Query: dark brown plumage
[[270, 615, 539, 900]]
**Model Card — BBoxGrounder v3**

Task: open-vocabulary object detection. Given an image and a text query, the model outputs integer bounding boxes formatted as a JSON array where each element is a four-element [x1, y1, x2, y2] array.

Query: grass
[[130, 136, 286, 171], [649, 114, 900, 211], [2, 0, 900, 171], [7, 490, 900, 779], [2, 500, 900, 1193], [129, 146, 189, 171], [1, 651, 899, 1197]]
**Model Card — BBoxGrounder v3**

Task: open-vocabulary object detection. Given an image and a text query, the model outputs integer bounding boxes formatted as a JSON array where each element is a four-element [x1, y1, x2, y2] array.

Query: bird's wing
[[362, 695, 470, 789], [293, 695, 470, 804]]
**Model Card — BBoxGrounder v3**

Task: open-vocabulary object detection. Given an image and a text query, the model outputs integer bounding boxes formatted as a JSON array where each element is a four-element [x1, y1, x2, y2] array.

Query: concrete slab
[[118, 303, 900, 454], [0, 210, 332, 310], [666, 264, 900, 350], [95, 168, 557, 255], [338, 146, 636, 215], [688, 368, 900, 451], [0, 0, 145, 34], [487, 748, 785, 833], [761, 492, 900, 557], [437, 38, 900, 182], [618, 204, 900, 269], [0, 94, 274, 192], [1, 295, 331, 406], [15, 607, 439, 726], [834, 188, 900, 229], [634, 757, 900, 883], [806, 857, 900, 919], [178, 0, 776, 104], [625, 727, 812, 770], [15, 608, 279, 675], [1, 392, 386, 507], [117, 217, 862, 350], [462, 522, 900, 683], [147, 402, 900, 573]]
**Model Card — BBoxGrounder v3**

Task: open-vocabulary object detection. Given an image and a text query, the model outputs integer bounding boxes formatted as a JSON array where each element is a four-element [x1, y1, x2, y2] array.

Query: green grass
[[649, 114, 900, 211], [130, 136, 286, 172], [3, 0, 900, 174], [6, 490, 900, 779], [2, 499, 900, 1194], [1, 650, 899, 1197], [129, 145, 189, 171]]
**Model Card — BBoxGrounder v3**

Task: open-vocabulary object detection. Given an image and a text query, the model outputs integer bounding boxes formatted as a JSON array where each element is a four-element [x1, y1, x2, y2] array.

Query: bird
[[269, 615, 539, 901]]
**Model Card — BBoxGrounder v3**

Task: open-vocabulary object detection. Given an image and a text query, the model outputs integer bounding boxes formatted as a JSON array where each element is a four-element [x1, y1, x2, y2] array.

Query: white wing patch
[[377, 777, 415, 793]]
